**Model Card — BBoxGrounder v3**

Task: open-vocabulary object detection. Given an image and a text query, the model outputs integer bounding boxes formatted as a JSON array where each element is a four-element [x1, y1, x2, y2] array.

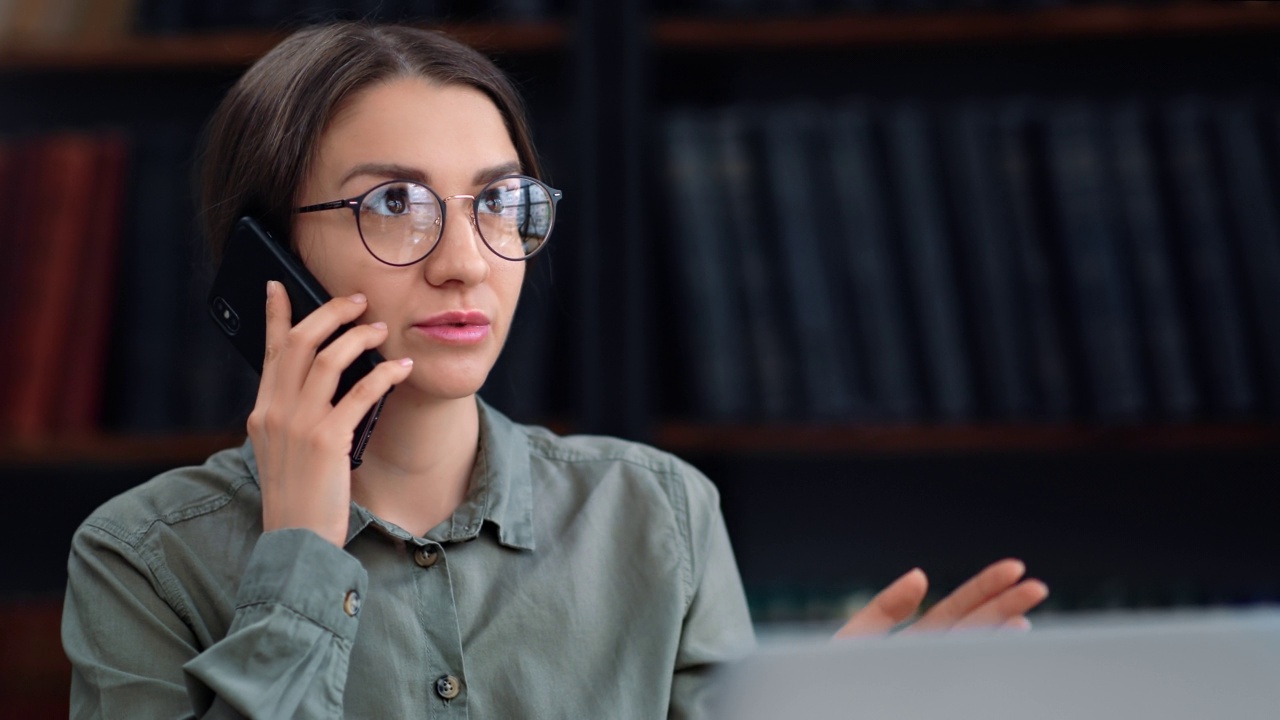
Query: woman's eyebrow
[[472, 161, 522, 184], [340, 162, 428, 186]]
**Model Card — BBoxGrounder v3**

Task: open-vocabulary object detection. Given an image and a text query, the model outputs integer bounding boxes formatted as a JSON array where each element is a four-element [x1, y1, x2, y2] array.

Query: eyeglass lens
[[357, 176, 554, 265]]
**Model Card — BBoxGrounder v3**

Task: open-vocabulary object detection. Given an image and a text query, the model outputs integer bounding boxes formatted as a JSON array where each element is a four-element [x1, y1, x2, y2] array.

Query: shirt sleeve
[[667, 467, 757, 720], [64, 525, 367, 719]]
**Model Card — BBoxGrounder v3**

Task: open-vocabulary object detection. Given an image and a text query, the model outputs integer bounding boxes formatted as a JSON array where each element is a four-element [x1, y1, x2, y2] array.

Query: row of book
[[0, 127, 259, 439], [661, 0, 1186, 16], [0, 122, 567, 440], [0, 0, 560, 45], [661, 95, 1280, 423]]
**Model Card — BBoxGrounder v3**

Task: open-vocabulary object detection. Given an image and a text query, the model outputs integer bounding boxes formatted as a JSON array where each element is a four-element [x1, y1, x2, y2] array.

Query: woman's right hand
[[246, 280, 415, 547]]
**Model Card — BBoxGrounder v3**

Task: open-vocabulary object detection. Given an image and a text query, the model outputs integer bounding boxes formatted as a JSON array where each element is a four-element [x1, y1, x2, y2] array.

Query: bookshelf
[[4, 4, 1280, 711]]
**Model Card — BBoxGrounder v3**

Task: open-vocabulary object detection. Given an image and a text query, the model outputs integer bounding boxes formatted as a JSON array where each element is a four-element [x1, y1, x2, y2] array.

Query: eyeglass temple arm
[[296, 198, 361, 215]]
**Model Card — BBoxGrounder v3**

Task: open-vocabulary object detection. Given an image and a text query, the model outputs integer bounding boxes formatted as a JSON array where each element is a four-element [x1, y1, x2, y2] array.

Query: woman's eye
[[479, 189, 506, 215], [368, 185, 411, 216]]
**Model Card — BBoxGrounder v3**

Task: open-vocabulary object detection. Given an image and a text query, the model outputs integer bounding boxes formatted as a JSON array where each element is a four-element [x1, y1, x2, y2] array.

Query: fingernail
[[350, 293, 367, 304], [371, 321, 387, 330], [398, 357, 414, 367], [266, 280, 278, 298]]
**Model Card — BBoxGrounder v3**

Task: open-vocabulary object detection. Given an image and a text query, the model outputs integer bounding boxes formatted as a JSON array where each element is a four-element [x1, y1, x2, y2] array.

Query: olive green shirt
[[62, 400, 755, 719]]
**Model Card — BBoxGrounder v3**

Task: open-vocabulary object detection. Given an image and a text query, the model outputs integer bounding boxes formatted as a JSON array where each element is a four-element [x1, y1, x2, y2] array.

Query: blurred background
[[2, 0, 1279, 716]]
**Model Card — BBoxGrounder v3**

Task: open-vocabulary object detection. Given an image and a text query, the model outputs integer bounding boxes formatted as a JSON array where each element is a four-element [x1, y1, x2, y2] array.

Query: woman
[[62, 23, 1047, 719]]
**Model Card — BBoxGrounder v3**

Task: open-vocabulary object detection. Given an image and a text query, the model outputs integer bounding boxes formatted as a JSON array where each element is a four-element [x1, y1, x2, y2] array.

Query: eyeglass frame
[[294, 174, 563, 266]]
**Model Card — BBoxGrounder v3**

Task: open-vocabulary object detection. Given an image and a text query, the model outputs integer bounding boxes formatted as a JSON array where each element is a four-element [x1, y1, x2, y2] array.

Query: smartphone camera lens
[[211, 297, 241, 335]]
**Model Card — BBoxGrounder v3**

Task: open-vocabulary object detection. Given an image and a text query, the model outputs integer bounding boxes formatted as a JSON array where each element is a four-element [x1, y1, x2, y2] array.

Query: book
[[824, 101, 921, 421], [1106, 100, 1199, 420], [882, 101, 976, 421], [942, 100, 1035, 420], [662, 109, 753, 421], [760, 103, 862, 420], [1043, 100, 1146, 421], [56, 134, 130, 434], [1162, 97, 1257, 417], [104, 124, 195, 432], [1212, 98, 1280, 413], [994, 99, 1075, 420], [7, 133, 100, 438], [713, 106, 796, 421]]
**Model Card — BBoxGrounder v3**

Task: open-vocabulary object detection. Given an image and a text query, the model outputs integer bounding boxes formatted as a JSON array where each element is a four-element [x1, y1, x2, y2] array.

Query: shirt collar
[[237, 396, 536, 551]]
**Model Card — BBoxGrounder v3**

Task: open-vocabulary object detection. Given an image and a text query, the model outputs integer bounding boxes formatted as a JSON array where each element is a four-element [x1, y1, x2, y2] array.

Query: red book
[[0, 139, 21, 426], [6, 133, 99, 439], [56, 133, 130, 434]]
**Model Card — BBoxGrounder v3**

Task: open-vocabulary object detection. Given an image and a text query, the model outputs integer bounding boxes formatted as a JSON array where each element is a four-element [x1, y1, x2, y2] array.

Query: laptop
[[709, 609, 1280, 720]]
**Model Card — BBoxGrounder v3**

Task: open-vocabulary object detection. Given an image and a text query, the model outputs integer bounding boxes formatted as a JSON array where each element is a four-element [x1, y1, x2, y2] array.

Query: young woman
[[62, 23, 1047, 719]]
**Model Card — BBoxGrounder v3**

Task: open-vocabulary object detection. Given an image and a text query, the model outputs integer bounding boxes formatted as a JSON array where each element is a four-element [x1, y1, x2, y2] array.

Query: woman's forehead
[[315, 78, 518, 189]]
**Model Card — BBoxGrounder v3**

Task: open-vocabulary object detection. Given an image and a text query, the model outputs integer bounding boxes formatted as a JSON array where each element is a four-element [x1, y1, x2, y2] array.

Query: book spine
[[714, 107, 796, 420], [943, 101, 1036, 420], [1163, 97, 1257, 417], [7, 134, 100, 438], [760, 103, 861, 419], [1043, 101, 1147, 421], [883, 102, 976, 421], [1106, 100, 1199, 419], [661, 109, 753, 421], [825, 102, 920, 421], [995, 100, 1075, 419], [1212, 98, 1280, 413], [57, 133, 131, 434]]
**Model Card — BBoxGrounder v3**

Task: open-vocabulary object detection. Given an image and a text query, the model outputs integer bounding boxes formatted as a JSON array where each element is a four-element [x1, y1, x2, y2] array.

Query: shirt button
[[414, 546, 440, 568], [434, 674, 461, 700], [343, 590, 361, 617]]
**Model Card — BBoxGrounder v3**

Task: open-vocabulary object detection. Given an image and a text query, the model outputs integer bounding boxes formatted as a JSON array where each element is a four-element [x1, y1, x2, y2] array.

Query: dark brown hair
[[200, 22, 542, 259]]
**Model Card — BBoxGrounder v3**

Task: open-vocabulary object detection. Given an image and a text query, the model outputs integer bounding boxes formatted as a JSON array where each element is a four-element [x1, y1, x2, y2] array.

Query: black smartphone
[[208, 216, 388, 468]]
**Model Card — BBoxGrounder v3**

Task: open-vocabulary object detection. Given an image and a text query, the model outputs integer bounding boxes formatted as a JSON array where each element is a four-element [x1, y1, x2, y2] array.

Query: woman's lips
[[413, 310, 491, 345]]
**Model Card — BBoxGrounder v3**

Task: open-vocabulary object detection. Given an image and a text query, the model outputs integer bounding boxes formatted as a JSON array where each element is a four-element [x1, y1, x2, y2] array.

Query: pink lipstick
[[414, 310, 491, 345]]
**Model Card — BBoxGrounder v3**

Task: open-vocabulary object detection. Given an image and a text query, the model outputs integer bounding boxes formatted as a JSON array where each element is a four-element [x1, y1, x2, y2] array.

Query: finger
[[255, 279, 293, 408], [273, 292, 370, 400], [833, 568, 928, 639], [324, 357, 415, 435], [297, 321, 391, 409], [907, 558, 1026, 633], [951, 578, 1049, 631], [1002, 616, 1032, 632]]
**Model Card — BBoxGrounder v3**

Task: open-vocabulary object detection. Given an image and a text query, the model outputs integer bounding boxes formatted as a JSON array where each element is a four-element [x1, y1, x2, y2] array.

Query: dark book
[[662, 109, 753, 421], [1106, 100, 1199, 420], [882, 101, 976, 421], [942, 101, 1035, 420], [104, 125, 196, 433], [0, 139, 23, 424], [824, 102, 920, 421], [713, 106, 796, 421], [760, 103, 862, 420], [56, 134, 130, 434], [1162, 97, 1257, 417], [994, 100, 1075, 420], [7, 133, 99, 438], [1043, 101, 1146, 421], [1211, 98, 1280, 413]]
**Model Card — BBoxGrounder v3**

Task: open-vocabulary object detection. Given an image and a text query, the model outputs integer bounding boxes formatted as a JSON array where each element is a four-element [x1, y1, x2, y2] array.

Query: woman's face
[[294, 77, 526, 403]]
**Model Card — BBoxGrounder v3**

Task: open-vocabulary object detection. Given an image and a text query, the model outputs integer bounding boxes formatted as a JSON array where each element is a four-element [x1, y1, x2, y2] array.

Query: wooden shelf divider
[[0, 21, 568, 72], [654, 2, 1280, 50], [655, 421, 1280, 455]]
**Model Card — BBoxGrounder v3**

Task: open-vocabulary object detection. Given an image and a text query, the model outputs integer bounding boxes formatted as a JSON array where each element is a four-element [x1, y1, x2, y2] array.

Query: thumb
[[833, 568, 928, 639]]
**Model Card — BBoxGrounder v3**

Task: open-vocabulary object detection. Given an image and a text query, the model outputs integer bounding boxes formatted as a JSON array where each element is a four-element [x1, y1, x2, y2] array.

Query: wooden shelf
[[655, 422, 1280, 455], [0, 433, 245, 466], [654, 3, 1280, 50], [0, 21, 568, 72]]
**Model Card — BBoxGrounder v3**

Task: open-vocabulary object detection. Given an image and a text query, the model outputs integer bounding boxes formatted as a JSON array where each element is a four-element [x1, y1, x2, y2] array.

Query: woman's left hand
[[833, 558, 1049, 639]]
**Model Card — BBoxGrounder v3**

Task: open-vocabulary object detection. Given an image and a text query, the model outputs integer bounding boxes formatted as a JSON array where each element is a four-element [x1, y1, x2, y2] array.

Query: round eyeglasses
[[295, 174, 563, 266]]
